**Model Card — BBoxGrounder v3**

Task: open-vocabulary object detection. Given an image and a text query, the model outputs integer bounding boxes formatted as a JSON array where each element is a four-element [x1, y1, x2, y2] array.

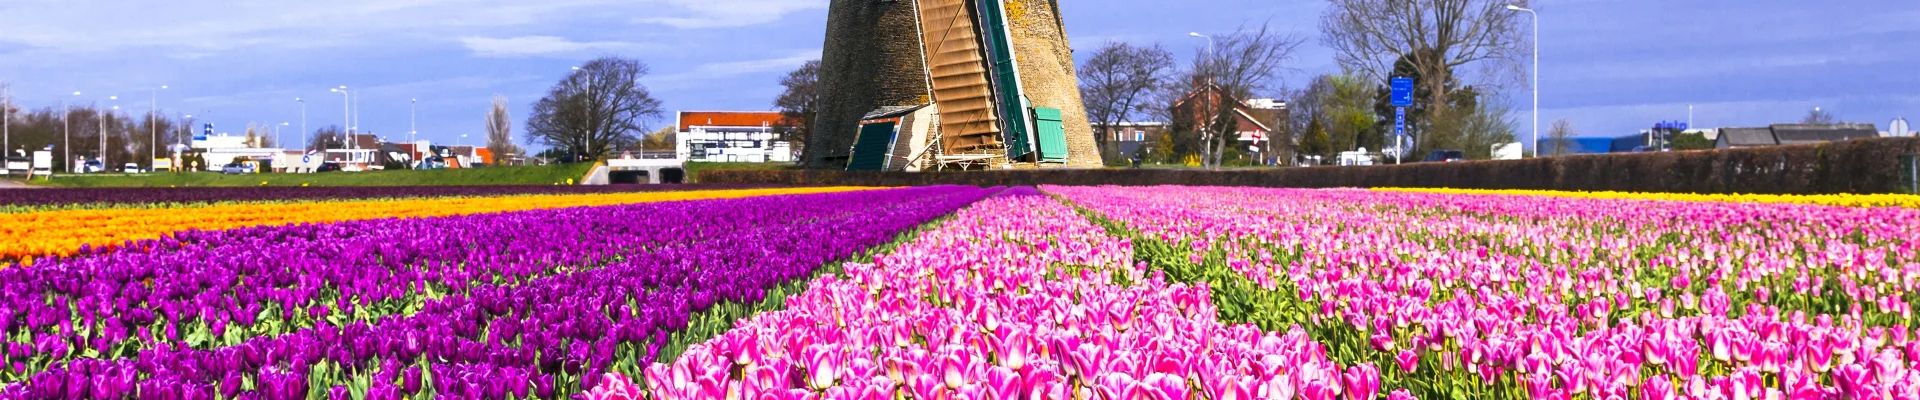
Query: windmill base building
[[810, 0, 1100, 170]]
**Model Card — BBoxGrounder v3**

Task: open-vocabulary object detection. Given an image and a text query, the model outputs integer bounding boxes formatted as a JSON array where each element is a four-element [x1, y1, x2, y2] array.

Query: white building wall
[[677, 127, 795, 163]]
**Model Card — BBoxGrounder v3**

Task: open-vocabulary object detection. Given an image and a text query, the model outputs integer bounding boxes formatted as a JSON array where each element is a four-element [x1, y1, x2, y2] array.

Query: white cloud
[[0, 0, 821, 55], [635, 0, 826, 28], [460, 36, 632, 58], [646, 49, 819, 87]]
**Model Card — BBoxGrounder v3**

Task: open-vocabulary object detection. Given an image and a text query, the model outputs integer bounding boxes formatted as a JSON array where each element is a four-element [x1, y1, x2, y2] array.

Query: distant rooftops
[[1718, 123, 1880, 149]]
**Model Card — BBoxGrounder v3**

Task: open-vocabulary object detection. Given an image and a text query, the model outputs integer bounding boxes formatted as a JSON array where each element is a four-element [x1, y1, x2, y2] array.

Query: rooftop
[[677, 111, 793, 132]]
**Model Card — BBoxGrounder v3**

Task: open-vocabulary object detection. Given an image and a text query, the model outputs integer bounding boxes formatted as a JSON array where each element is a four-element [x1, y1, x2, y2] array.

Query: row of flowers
[[602, 187, 1405, 400], [0, 185, 776, 210], [0, 187, 870, 265], [0, 186, 992, 399], [1048, 185, 1920, 399], [1375, 187, 1920, 209]]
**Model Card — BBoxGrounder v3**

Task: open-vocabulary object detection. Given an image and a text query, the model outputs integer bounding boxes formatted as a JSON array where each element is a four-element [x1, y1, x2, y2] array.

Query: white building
[[675, 111, 795, 163]]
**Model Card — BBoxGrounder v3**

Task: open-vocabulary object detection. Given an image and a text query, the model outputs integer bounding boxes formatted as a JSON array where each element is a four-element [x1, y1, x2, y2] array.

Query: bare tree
[[1802, 107, 1837, 124], [774, 60, 820, 164], [1321, 0, 1529, 119], [1546, 117, 1575, 156], [485, 94, 520, 163], [526, 56, 664, 162], [1079, 42, 1176, 161], [1190, 24, 1307, 169], [308, 125, 346, 151]]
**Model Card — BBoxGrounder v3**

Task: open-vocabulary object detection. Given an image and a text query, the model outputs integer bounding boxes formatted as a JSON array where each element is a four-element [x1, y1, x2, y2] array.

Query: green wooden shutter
[[847, 122, 897, 171], [1033, 107, 1068, 162], [977, 0, 1032, 159]]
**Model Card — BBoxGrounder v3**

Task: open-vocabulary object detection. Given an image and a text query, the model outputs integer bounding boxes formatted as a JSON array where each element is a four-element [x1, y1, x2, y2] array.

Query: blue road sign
[[1390, 78, 1414, 107]]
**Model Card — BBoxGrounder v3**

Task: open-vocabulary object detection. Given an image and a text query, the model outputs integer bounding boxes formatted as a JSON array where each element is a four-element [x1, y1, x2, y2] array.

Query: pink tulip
[[586, 372, 645, 400], [1343, 363, 1381, 400], [1394, 350, 1418, 374]]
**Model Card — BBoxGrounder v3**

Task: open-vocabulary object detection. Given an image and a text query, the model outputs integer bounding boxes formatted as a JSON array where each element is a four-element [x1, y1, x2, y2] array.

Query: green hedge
[[701, 137, 1920, 194]]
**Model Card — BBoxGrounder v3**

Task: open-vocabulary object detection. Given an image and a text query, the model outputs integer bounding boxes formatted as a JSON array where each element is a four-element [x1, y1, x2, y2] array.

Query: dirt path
[[0, 179, 41, 189]]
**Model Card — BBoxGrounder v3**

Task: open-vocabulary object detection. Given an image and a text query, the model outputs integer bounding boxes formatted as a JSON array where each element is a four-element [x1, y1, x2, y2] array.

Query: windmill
[[815, 0, 1098, 171]]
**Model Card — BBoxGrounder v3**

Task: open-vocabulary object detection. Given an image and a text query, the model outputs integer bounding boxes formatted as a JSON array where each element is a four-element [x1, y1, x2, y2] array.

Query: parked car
[[122, 163, 143, 173], [315, 163, 343, 173], [220, 163, 255, 174], [1422, 149, 1466, 163], [80, 159, 106, 173]]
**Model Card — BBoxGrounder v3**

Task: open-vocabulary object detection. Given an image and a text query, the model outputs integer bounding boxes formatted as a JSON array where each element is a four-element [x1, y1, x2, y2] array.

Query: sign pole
[[1395, 107, 1405, 164], [1390, 77, 1413, 164]]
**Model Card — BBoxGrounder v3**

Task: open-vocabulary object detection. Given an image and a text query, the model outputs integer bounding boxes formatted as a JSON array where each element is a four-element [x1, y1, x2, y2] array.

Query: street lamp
[[296, 97, 307, 151], [459, 133, 468, 147], [330, 87, 349, 150], [569, 66, 591, 161], [1189, 32, 1216, 169], [1507, 4, 1538, 157], [277, 122, 289, 149], [148, 85, 167, 168], [103, 96, 118, 170], [2, 85, 10, 158], [64, 91, 79, 172], [410, 98, 417, 145]]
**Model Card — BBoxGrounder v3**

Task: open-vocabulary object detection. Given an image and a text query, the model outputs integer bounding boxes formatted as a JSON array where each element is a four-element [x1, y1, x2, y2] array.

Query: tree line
[[0, 102, 205, 171], [1074, 0, 1534, 166]]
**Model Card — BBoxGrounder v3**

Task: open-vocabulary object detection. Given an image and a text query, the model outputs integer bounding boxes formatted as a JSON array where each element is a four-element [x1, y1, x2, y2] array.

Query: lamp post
[[147, 85, 167, 168], [331, 87, 349, 150], [352, 91, 360, 149], [296, 98, 307, 151], [459, 134, 468, 147], [1189, 32, 1216, 169], [1507, 4, 1538, 157], [571, 66, 590, 162], [2, 85, 9, 158], [410, 98, 417, 145], [64, 91, 79, 172], [276, 122, 289, 149], [102, 96, 119, 170]]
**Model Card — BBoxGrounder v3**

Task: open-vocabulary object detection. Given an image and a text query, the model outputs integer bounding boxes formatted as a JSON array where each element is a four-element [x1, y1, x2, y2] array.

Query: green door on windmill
[[847, 122, 897, 171], [1033, 107, 1068, 162]]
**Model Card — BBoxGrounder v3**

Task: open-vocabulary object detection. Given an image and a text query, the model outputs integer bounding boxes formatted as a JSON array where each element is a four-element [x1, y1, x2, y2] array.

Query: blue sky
[[1, 0, 1914, 151]]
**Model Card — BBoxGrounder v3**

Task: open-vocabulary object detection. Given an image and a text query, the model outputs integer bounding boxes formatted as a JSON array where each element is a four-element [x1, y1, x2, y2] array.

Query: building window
[[1136, 130, 1145, 142]]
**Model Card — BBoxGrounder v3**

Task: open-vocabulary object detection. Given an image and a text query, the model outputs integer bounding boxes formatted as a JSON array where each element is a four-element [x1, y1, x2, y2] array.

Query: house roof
[[351, 133, 381, 150], [1770, 123, 1879, 144], [1718, 128, 1777, 147], [678, 111, 792, 131], [1232, 108, 1274, 132]]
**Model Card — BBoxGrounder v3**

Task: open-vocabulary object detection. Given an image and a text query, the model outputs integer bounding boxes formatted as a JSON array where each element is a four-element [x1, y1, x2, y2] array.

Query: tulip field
[[4, 184, 1919, 399]]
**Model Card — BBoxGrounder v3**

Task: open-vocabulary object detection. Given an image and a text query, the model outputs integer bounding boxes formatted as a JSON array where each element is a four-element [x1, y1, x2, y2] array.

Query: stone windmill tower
[[810, 0, 1100, 170]]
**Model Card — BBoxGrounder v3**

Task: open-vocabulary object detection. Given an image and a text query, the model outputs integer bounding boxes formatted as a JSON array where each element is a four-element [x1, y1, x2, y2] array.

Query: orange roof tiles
[[678, 111, 794, 132]]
